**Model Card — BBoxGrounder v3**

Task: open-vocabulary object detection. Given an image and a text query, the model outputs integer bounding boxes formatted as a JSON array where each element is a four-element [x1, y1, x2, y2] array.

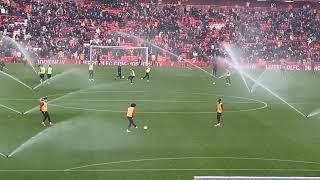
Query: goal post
[[89, 45, 149, 66]]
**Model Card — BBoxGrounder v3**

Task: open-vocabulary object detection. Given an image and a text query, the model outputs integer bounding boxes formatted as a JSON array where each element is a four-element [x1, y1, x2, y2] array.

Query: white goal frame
[[89, 45, 149, 65]]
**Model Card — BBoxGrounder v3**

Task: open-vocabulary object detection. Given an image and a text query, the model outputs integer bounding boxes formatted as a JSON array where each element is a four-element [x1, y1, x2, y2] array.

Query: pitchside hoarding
[[35, 59, 320, 72], [2, 58, 319, 71]]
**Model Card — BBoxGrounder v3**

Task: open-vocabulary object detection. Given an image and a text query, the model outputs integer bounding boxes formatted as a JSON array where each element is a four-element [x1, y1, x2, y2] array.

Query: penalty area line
[[0, 168, 320, 172], [68, 168, 320, 172], [65, 156, 320, 171]]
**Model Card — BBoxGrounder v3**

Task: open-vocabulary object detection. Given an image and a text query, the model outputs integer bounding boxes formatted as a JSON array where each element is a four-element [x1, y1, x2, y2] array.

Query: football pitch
[[0, 64, 320, 180]]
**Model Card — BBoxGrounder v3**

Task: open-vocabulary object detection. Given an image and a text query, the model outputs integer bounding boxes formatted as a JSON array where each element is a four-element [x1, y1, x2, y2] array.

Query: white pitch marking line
[[50, 102, 267, 114], [52, 100, 262, 103], [68, 168, 320, 172], [23, 88, 86, 114], [47, 91, 268, 113], [178, 92, 268, 107], [44, 91, 146, 100], [0, 98, 259, 104], [0, 168, 320, 172], [0, 98, 311, 105], [24, 90, 147, 114], [56, 99, 209, 103], [65, 156, 320, 171]]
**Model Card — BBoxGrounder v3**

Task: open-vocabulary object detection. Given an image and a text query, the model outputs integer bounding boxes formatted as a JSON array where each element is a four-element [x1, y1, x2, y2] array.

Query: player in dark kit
[[311, 60, 315, 74], [137, 56, 142, 66], [280, 62, 286, 74], [212, 60, 217, 77], [0, 61, 5, 71], [97, 55, 101, 66], [115, 65, 122, 79]]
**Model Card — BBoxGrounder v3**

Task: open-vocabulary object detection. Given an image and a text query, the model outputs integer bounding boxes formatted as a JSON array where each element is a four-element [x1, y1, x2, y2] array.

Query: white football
[[143, 126, 148, 130], [122, 76, 125, 78]]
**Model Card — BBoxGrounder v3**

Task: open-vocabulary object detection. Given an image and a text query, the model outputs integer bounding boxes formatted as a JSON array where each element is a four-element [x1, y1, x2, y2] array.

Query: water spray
[[116, 31, 214, 77], [224, 59, 306, 118], [1, 36, 38, 75], [223, 44, 251, 92], [32, 69, 78, 90], [23, 88, 84, 114], [0, 152, 8, 158], [306, 108, 320, 118], [250, 69, 268, 93], [7, 119, 77, 157], [0, 70, 33, 90]]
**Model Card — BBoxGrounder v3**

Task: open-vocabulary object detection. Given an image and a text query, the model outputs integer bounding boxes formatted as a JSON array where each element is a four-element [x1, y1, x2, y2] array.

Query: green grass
[[1, 64, 320, 180]]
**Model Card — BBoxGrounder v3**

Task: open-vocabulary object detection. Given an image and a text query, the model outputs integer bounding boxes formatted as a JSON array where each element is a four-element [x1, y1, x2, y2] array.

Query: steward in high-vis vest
[[40, 97, 53, 127], [215, 98, 224, 127]]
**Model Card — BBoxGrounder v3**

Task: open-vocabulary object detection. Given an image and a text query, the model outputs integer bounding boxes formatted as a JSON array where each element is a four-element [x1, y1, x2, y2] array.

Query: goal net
[[89, 45, 149, 66]]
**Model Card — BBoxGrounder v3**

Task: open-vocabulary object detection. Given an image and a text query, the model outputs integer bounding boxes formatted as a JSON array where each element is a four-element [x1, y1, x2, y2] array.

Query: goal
[[89, 45, 149, 66]]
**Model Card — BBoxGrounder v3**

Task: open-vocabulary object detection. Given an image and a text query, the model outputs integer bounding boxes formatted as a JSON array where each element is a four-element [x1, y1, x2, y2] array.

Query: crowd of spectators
[[0, 0, 319, 64]]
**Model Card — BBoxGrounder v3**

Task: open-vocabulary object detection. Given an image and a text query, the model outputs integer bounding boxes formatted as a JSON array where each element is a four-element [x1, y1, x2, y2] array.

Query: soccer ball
[[143, 126, 148, 130], [122, 76, 125, 78]]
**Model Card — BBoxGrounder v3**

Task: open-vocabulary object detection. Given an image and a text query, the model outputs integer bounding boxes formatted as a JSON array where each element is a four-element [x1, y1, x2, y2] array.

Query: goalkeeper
[[115, 65, 122, 80]]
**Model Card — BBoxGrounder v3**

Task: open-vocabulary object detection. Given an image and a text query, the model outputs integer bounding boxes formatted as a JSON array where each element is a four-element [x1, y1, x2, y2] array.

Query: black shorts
[[40, 74, 44, 79], [217, 112, 222, 119], [47, 74, 52, 79]]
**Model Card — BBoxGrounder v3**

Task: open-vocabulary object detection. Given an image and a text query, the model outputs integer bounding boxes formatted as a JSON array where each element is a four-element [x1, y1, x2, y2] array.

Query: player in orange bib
[[126, 103, 137, 132], [215, 98, 224, 127], [40, 97, 53, 127]]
